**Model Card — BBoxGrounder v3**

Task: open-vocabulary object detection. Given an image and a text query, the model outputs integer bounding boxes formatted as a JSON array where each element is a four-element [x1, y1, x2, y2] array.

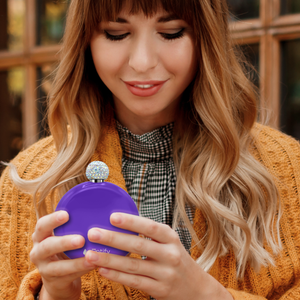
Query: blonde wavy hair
[[9, 0, 281, 278]]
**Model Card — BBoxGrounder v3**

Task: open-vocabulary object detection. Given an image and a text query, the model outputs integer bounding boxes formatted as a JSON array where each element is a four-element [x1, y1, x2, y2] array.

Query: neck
[[116, 115, 174, 135], [113, 98, 180, 135]]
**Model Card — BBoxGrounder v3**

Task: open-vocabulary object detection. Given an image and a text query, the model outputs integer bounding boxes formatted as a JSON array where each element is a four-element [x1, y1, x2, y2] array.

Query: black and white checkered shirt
[[116, 121, 195, 300], [116, 120, 194, 252]]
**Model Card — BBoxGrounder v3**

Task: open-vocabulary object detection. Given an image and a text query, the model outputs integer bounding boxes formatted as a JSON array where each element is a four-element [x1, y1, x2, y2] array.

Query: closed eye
[[104, 31, 130, 41], [104, 28, 185, 42], [160, 28, 185, 40]]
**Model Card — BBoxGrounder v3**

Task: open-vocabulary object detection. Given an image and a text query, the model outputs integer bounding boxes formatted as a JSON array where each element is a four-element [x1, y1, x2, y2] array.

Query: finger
[[98, 267, 161, 297], [31, 235, 85, 262], [43, 269, 92, 291], [32, 211, 69, 243], [41, 256, 96, 280], [110, 213, 179, 244], [54, 268, 94, 285], [88, 228, 159, 258], [85, 251, 162, 279]]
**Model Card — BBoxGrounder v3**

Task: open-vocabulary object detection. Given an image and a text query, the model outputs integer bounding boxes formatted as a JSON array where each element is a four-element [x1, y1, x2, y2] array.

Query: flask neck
[[90, 179, 104, 183]]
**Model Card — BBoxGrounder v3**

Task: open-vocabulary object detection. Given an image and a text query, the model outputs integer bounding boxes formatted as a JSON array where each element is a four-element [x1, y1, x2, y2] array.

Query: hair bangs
[[88, 0, 198, 28]]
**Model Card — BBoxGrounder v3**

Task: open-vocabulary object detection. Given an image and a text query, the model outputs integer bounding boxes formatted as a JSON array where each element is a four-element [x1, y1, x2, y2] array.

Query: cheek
[[90, 39, 125, 82], [161, 40, 197, 82]]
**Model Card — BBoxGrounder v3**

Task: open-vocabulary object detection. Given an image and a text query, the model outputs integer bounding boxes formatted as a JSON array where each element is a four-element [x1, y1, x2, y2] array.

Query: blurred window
[[0, 0, 25, 51], [280, 39, 300, 140], [281, 0, 300, 15], [1, 0, 300, 151], [36, 0, 69, 46], [227, 0, 260, 21], [0, 67, 24, 167], [239, 43, 260, 88]]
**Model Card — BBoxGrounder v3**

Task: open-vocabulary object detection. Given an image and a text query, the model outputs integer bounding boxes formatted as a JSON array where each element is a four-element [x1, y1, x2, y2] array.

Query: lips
[[124, 80, 168, 85], [123, 80, 168, 97]]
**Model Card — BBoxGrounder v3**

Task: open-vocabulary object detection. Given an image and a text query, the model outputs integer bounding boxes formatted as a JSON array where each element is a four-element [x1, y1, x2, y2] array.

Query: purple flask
[[54, 161, 139, 259]]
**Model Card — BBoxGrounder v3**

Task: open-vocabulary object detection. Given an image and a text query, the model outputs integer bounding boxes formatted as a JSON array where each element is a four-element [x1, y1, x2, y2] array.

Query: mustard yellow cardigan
[[1, 119, 300, 300]]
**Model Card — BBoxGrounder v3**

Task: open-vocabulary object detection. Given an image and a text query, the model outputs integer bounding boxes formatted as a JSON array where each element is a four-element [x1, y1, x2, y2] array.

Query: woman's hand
[[85, 213, 233, 300], [30, 211, 96, 300]]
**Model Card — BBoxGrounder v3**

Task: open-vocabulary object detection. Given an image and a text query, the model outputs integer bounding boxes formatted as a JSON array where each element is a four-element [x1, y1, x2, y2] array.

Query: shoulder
[[251, 123, 300, 169], [252, 122, 300, 149], [250, 123, 300, 209], [0, 136, 57, 292], [7, 135, 57, 180], [0, 136, 57, 223]]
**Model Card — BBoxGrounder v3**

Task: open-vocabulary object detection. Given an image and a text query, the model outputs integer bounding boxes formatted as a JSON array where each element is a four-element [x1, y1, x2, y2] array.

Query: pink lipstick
[[123, 80, 168, 97]]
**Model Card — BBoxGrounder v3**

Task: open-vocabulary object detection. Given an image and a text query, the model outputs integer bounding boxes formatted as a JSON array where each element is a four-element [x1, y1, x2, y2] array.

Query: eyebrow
[[110, 14, 180, 24], [157, 14, 180, 23]]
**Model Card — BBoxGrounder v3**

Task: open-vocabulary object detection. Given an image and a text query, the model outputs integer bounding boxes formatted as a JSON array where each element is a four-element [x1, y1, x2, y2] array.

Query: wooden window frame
[[231, 0, 300, 129], [0, 0, 300, 147], [0, 0, 59, 147]]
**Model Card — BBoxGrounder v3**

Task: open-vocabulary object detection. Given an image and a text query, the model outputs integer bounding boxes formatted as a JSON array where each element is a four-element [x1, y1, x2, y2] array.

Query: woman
[[1, 0, 300, 299]]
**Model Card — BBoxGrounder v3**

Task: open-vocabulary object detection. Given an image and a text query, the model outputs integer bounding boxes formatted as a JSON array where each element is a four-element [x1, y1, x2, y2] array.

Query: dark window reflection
[[239, 43, 260, 88], [237, 43, 260, 120], [0, 0, 25, 51], [37, 64, 57, 138], [227, 0, 260, 21], [0, 68, 24, 172], [281, 39, 300, 141], [36, 0, 69, 46], [281, 0, 300, 15]]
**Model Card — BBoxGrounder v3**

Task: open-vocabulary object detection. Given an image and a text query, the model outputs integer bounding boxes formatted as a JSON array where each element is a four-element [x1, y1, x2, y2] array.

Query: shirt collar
[[116, 120, 174, 163]]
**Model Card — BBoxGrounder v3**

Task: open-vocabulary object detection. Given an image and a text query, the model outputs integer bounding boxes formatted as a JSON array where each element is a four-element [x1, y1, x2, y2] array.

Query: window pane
[[0, 67, 24, 170], [227, 0, 260, 21], [239, 43, 260, 88], [281, 39, 300, 141], [36, 0, 69, 46], [37, 63, 57, 138], [281, 0, 300, 15], [0, 0, 25, 51]]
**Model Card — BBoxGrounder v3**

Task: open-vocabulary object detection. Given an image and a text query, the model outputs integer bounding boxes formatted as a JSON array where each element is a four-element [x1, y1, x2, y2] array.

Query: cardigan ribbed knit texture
[[0, 118, 300, 300]]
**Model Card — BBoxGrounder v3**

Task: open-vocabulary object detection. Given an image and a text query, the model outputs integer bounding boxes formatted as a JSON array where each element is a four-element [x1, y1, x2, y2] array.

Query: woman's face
[[90, 6, 197, 134]]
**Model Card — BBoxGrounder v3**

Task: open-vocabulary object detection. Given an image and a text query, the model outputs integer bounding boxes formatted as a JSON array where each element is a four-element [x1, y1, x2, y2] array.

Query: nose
[[128, 34, 158, 73]]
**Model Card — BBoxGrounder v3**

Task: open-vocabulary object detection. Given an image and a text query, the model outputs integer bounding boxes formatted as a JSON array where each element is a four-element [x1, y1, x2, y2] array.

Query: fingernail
[[84, 260, 95, 268], [99, 267, 109, 274], [111, 213, 122, 224], [88, 252, 98, 262], [71, 236, 82, 247], [90, 229, 101, 240], [57, 211, 67, 222]]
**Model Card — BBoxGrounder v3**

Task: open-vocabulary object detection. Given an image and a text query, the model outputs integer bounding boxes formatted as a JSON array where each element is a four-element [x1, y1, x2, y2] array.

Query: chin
[[131, 106, 164, 117], [133, 111, 159, 118]]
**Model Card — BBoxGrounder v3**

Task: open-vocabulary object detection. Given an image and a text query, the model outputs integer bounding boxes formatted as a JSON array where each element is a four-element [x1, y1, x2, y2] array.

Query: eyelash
[[104, 28, 185, 41]]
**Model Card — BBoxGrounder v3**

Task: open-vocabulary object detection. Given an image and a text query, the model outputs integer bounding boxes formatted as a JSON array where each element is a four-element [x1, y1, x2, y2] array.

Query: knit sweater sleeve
[[191, 124, 300, 300], [0, 134, 150, 300], [227, 127, 300, 299], [0, 136, 56, 300], [0, 137, 90, 300], [227, 285, 300, 300]]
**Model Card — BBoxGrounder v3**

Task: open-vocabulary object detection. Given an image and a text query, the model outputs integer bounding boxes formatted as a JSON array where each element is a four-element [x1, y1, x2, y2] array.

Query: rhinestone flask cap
[[86, 161, 109, 181]]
